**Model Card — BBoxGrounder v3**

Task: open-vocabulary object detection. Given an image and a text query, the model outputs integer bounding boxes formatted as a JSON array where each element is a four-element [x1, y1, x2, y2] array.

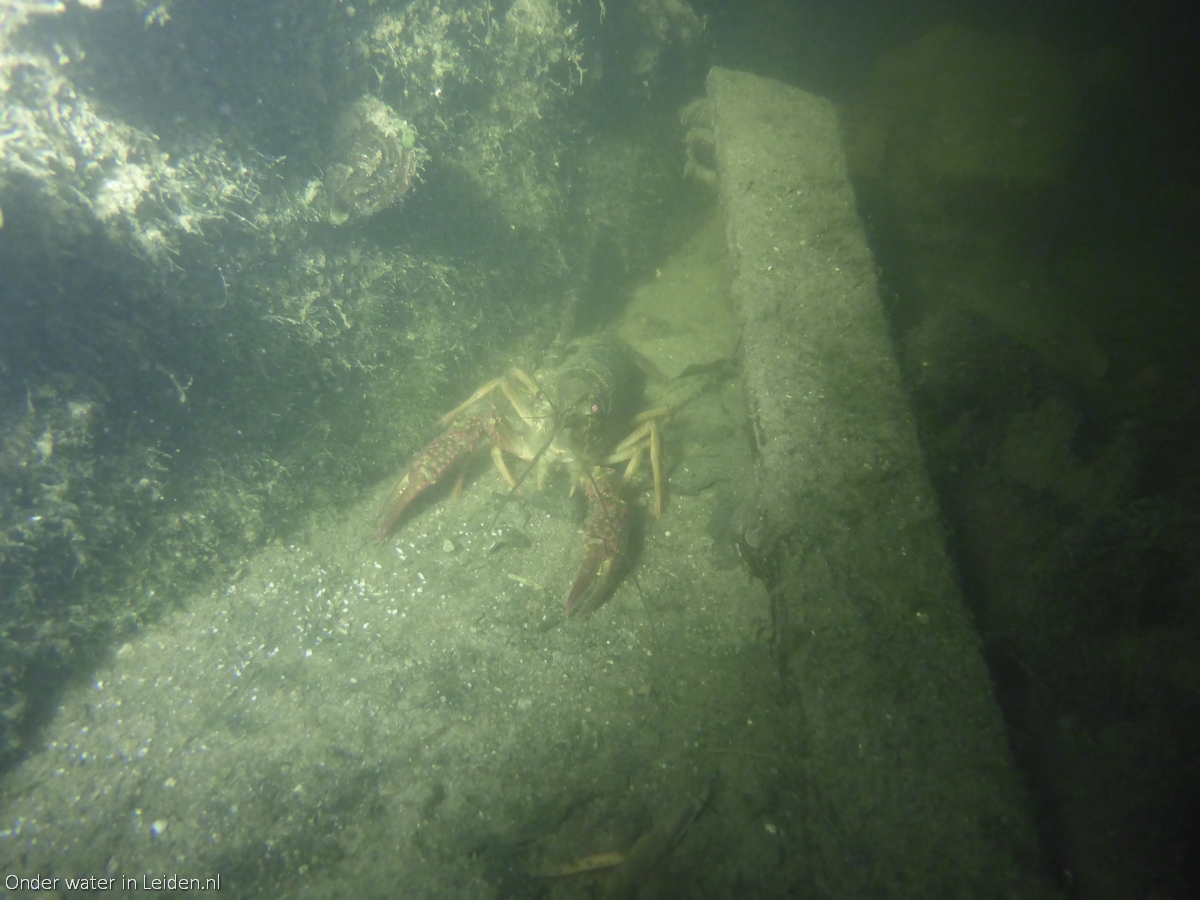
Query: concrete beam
[[709, 66, 1058, 898]]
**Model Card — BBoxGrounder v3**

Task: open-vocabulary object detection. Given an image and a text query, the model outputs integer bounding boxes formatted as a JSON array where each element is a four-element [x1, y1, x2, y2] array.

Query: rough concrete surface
[[708, 67, 1058, 898]]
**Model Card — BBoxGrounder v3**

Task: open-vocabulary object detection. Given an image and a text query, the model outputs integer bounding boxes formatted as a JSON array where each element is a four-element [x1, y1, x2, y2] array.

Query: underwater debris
[[532, 851, 624, 878], [600, 780, 710, 900], [325, 95, 422, 225], [680, 97, 716, 187]]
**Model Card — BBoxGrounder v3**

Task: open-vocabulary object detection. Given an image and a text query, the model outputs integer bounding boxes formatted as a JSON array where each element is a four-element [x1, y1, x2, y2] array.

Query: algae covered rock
[[326, 95, 421, 225]]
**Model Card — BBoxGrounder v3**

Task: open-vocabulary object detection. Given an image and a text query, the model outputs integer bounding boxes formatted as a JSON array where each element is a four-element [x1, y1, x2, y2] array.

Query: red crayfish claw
[[376, 410, 496, 541], [565, 468, 632, 617]]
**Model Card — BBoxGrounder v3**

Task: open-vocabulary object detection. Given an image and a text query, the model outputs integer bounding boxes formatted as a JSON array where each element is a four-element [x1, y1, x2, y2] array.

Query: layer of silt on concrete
[[709, 66, 1058, 899]]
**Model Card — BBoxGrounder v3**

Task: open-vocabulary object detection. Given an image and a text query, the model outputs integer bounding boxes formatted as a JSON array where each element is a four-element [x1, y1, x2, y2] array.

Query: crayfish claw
[[565, 468, 631, 616], [376, 410, 492, 541]]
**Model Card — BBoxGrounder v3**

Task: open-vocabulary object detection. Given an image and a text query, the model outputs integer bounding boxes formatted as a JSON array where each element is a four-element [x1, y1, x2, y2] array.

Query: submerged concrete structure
[[709, 67, 1057, 897], [0, 43, 1060, 893]]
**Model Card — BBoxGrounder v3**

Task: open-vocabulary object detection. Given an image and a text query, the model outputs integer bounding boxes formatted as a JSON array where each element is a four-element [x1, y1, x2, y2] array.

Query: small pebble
[[443, 538, 456, 553]]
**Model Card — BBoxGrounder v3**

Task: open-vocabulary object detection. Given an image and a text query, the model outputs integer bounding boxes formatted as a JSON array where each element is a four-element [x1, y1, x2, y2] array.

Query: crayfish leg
[[490, 445, 519, 488], [435, 377, 505, 428]]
